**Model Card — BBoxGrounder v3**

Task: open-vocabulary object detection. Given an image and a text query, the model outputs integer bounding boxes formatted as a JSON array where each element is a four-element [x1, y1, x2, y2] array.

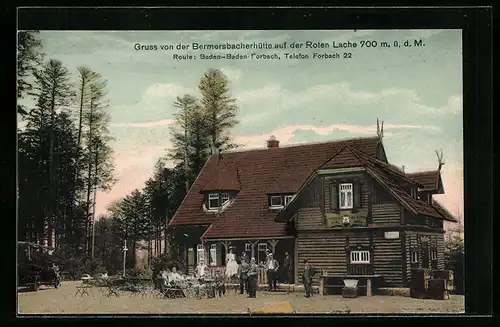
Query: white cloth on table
[[225, 253, 239, 277]]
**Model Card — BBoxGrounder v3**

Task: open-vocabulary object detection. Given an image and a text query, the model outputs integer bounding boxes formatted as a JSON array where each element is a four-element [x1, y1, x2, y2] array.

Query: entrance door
[[421, 242, 429, 269]]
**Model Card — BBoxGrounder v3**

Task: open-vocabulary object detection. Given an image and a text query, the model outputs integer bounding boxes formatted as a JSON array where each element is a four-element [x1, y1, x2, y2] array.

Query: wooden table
[[319, 274, 382, 297]]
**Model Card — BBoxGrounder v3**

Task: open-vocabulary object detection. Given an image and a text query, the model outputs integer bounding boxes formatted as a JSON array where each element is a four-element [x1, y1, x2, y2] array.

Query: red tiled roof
[[406, 171, 440, 191], [201, 159, 241, 192], [350, 147, 456, 222], [319, 145, 364, 169], [169, 137, 380, 239], [432, 200, 458, 222]]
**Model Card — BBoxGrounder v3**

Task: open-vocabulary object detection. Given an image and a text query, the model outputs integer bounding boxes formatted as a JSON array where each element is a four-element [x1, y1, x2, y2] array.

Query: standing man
[[283, 252, 293, 284], [302, 259, 315, 298], [239, 252, 249, 295], [266, 253, 279, 291], [247, 257, 259, 298]]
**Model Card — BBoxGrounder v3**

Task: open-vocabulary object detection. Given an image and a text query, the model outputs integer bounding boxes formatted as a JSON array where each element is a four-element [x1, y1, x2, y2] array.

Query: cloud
[[220, 67, 243, 83], [233, 122, 440, 149], [111, 119, 175, 128], [95, 143, 169, 215], [110, 83, 197, 123], [408, 29, 446, 39]]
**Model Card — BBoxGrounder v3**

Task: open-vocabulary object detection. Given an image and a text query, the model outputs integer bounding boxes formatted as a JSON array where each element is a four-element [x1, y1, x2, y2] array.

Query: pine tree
[[17, 31, 44, 116], [31, 59, 75, 248], [198, 68, 239, 151]]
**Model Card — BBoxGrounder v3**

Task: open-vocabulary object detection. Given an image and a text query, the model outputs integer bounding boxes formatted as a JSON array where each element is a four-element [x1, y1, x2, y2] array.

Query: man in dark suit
[[283, 252, 293, 284], [247, 257, 259, 298], [238, 252, 249, 295], [302, 259, 315, 298]]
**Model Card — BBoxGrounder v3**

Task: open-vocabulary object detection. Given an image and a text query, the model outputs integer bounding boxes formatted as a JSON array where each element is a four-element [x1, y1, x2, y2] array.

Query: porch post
[[249, 240, 258, 259], [268, 239, 279, 254]]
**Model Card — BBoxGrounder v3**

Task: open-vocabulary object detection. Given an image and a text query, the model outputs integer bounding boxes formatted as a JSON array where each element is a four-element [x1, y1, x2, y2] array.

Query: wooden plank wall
[[403, 231, 412, 286], [296, 232, 346, 285], [437, 233, 445, 270], [296, 208, 324, 230], [372, 232, 404, 286], [372, 203, 401, 224]]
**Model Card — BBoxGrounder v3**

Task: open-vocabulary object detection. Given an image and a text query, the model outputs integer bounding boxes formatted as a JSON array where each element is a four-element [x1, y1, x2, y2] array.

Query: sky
[[28, 29, 463, 228]]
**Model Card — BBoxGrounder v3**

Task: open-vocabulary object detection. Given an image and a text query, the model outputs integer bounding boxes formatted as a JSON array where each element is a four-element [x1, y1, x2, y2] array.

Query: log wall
[[372, 203, 401, 225], [372, 231, 404, 286], [296, 232, 347, 285]]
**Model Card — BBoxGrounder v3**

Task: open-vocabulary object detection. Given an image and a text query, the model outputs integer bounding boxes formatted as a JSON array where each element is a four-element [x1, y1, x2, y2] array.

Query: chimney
[[266, 135, 279, 148]]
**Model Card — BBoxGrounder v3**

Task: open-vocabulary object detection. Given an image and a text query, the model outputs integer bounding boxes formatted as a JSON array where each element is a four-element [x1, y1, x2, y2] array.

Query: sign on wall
[[384, 231, 400, 239]]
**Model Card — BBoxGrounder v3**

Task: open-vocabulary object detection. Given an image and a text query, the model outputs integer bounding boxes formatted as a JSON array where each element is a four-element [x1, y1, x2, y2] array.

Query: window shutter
[[330, 183, 339, 210], [354, 182, 362, 208]]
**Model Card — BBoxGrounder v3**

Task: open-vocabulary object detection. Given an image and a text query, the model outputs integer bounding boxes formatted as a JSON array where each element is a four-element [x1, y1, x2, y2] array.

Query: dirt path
[[17, 281, 465, 315]]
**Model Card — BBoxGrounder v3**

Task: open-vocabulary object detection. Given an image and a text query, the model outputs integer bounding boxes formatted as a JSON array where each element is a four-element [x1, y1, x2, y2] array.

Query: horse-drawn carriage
[[17, 241, 61, 291]]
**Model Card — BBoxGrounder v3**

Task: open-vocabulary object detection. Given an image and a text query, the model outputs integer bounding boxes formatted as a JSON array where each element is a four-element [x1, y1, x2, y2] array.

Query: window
[[339, 183, 353, 209], [350, 250, 370, 264], [187, 248, 195, 265], [258, 243, 268, 251], [209, 244, 217, 266], [221, 193, 230, 206], [284, 195, 295, 206], [430, 249, 438, 260], [411, 250, 419, 263], [270, 195, 283, 208], [196, 244, 205, 263], [245, 243, 251, 251], [208, 193, 219, 210]]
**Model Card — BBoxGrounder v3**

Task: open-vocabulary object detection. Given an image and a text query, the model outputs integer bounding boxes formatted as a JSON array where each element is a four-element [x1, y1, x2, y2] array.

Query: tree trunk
[[85, 96, 95, 255]]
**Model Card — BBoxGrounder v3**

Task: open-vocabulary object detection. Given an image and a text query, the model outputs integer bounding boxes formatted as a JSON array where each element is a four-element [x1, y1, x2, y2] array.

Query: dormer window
[[208, 194, 220, 210], [207, 192, 231, 210], [221, 193, 230, 205], [270, 195, 283, 208], [284, 195, 295, 206]]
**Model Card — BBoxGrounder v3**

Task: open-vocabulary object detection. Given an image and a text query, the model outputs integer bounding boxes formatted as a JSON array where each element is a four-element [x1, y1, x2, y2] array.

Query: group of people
[[190, 247, 316, 299]]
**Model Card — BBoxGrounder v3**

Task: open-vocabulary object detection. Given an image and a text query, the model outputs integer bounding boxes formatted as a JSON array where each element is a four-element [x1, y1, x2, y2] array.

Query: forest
[[17, 31, 240, 279]]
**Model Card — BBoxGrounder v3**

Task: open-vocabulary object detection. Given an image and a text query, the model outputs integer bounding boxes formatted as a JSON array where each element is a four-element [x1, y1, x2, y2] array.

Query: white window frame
[[270, 195, 283, 208], [411, 250, 418, 263], [245, 243, 251, 251], [196, 244, 205, 263], [258, 243, 268, 251], [208, 193, 220, 210], [430, 249, 438, 260], [350, 250, 370, 264], [221, 193, 230, 206], [339, 183, 354, 209], [284, 195, 295, 206]]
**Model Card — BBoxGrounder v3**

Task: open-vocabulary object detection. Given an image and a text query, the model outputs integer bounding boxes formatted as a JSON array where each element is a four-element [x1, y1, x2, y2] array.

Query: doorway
[[421, 242, 429, 269]]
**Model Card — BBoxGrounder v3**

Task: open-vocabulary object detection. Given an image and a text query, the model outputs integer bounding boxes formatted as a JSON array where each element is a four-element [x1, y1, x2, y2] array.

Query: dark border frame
[[7, 5, 493, 324]]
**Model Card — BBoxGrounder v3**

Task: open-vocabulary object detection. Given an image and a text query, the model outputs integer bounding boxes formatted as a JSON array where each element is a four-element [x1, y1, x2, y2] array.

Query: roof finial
[[376, 118, 384, 142], [435, 149, 445, 171]]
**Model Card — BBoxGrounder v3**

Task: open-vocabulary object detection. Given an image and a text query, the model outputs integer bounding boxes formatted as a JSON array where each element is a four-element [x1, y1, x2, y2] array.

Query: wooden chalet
[[168, 128, 457, 287]]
